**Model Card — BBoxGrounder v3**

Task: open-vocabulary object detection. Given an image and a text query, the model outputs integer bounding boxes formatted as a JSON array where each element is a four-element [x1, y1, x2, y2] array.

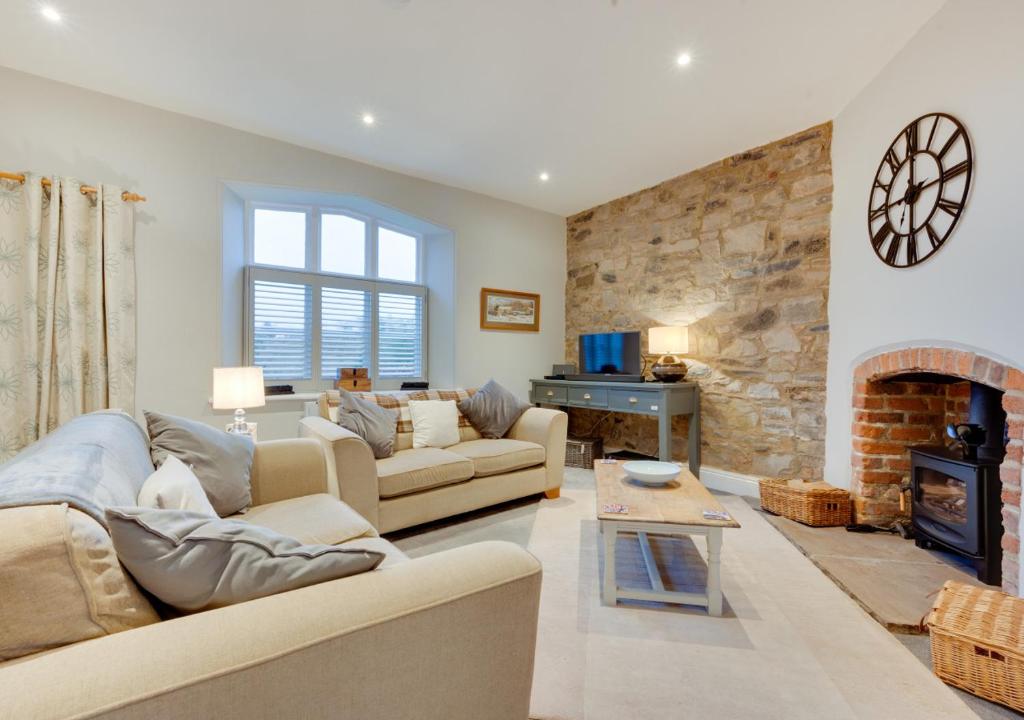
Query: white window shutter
[[321, 287, 371, 379], [251, 279, 312, 380], [378, 292, 424, 378]]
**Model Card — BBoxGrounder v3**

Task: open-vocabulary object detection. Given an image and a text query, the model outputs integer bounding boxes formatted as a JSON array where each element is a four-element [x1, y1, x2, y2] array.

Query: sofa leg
[[544, 488, 560, 500]]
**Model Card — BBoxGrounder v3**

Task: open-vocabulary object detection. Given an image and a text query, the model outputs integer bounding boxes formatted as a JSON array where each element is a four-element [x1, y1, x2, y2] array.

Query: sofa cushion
[[337, 536, 409, 569], [138, 455, 218, 516], [105, 507, 385, 612], [409, 400, 461, 449], [145, 411, 254, 517], [231, 494, 377, 546], [376, 448, 474, 498], [320, 389, 482, 452], [0, 505, 160, 661], [448, 439, 546, 478], [457, 379, 530, 439], [335, 390, 398, 459]]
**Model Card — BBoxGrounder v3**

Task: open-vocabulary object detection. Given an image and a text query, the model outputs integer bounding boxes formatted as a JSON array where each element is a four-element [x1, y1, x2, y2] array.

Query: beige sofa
[[0, 413, 542, 720], [300, 389, 568, 534]]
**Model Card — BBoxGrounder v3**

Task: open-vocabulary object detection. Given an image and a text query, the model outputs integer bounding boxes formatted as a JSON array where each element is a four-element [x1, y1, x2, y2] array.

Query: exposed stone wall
[[564, 123, 832, 478]]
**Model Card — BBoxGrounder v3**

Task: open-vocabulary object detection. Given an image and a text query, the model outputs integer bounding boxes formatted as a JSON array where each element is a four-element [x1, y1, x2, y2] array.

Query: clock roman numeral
[[937, 128, 963, 160], [872, 223, 893, 251], [925, 223, 943, 249], [925, 115, 940, 151], [942, 160, 970, 182], [904, 122, 918, 154], [869, 204, 887, 222], [885, 234, 903, 265], [937, 198, 962, 216], [884, 147, 902, 174], [906, 234, 918, 265]]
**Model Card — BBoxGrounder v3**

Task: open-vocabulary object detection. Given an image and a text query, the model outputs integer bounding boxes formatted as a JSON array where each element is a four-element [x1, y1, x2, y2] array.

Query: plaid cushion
[[321, 389, 477, 434]]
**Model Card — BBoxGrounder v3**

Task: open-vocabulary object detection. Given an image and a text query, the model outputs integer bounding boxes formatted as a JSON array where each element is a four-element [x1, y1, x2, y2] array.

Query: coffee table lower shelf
[[600, 520, 724, 616]]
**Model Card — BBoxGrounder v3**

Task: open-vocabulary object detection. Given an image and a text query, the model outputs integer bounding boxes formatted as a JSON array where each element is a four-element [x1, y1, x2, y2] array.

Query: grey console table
[[529, 379, 700, 476]]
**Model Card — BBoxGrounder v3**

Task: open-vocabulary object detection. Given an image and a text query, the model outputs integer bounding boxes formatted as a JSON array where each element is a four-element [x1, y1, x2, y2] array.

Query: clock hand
[[885, 177, 932, 210]]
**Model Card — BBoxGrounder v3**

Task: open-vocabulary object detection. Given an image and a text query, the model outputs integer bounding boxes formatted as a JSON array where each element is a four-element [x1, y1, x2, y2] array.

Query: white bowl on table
[[622, 460, 681, 486]]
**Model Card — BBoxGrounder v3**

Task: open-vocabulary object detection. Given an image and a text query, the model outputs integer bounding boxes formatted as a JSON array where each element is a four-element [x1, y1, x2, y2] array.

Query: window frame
[[243, 201, 428, 389]]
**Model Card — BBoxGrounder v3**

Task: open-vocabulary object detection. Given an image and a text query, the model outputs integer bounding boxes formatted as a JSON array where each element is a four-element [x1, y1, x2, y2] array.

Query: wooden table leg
[[688, 393, 701, 477], [706, 527, 723, 616], [602, 521, 617, 605], [657, 408, 672, 462]]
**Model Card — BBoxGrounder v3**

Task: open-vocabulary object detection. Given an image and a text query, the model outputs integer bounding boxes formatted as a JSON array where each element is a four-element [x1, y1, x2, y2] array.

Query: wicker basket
[[758, 478, 851, 527], [927, 581, 1024, 712], [566, 436, 603, 469]]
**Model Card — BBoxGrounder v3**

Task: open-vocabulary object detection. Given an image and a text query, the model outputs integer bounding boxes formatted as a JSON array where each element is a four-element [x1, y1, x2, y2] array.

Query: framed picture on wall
[[480, 288, 540, 332]]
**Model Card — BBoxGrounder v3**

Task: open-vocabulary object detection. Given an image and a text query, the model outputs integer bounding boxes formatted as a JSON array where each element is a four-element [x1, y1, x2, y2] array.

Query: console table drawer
[[569, 387, 608, 408], [608, 389, 661, 415], [534, 384, 568, 404]]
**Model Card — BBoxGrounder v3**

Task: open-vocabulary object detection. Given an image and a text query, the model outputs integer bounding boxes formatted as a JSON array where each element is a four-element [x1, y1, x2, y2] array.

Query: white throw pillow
[[138, 455, 217, 516], [408, 400, 461, 449]]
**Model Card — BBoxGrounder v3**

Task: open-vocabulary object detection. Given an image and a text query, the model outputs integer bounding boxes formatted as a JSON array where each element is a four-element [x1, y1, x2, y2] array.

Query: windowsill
[[265, 392, 321, 402], [207, 392, 320, 407]]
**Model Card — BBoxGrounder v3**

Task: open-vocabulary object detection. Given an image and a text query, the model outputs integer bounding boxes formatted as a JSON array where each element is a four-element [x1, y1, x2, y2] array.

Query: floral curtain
[[0, 173, 137, 461]]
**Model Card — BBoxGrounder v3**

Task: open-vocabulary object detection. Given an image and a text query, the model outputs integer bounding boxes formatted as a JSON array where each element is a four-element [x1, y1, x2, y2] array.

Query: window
[[244, 203, 426, 387]]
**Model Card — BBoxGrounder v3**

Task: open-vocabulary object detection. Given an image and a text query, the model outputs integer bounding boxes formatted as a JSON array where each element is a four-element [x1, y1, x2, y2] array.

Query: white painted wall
[[826, 0, 1024, 590], [0, 67, 566, 439]]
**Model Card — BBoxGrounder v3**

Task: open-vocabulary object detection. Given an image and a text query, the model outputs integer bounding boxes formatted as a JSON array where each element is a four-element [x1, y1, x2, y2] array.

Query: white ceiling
[[0, 0, 944, 216]]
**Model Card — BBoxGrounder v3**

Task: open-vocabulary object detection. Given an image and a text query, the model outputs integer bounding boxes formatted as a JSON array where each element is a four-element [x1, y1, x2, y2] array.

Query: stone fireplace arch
[[850, 346, 1022, 594]]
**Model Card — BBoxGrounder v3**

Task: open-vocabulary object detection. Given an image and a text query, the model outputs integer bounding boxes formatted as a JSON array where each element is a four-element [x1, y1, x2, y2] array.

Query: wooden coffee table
[[595, 459, 740, 615]]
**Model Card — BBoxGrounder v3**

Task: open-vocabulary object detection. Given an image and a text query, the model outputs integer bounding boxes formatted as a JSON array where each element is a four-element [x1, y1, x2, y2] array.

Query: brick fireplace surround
[[851, 347, 1022, 595]]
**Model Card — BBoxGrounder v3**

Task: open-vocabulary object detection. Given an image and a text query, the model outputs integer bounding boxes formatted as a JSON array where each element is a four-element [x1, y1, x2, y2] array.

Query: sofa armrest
[[299, 416, 380, 528], [508, 407, 568, 491], [0, 541, 542, 720], [250, 438, 329, 506]]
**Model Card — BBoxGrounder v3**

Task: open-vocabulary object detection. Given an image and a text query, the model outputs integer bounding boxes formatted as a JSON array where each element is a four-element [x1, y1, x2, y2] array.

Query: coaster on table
[[602, 503, 629, 514], [702, 509, 731, 521]]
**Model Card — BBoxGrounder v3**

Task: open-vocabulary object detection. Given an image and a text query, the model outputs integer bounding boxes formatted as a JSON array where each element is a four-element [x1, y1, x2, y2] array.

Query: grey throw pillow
[[145, 411, 254, 517], [105, 507, 385, 612], [457, 380, 530, 439], [336, 390, 398, 459]]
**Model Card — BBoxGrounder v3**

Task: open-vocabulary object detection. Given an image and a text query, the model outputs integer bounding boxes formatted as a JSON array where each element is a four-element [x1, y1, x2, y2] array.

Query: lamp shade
[[648, 326, 689, 355], [212, 367, 266, 410]]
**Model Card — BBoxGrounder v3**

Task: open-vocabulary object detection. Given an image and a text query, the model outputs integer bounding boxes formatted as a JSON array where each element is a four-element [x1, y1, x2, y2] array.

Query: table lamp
[[648, 326, 689, 382], [212, 367, 266, 433]]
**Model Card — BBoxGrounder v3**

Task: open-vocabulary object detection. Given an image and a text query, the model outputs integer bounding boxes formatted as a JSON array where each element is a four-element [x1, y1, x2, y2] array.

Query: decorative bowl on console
[[622, 460, 681, 486]]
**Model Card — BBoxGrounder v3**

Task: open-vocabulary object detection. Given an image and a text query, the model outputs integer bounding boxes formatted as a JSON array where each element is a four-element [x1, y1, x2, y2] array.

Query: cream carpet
[[391, 469, 977, 720]]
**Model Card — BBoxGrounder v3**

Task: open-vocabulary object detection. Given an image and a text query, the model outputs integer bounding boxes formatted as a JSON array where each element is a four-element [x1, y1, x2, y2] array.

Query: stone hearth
[[851, 347, 1022, 595]]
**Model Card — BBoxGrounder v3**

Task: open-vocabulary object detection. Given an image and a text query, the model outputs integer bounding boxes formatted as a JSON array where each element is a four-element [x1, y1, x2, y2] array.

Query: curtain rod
[[0, 171, 147, 202]]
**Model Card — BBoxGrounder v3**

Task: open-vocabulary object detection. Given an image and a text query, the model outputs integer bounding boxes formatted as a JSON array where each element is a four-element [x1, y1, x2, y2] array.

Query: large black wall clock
[[867, 112, 972, 268]]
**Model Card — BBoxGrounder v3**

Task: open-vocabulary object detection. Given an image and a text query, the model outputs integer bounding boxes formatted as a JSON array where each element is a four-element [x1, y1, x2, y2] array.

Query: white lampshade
[[648, 326, 689, 355], [212, 367, 266, 410]]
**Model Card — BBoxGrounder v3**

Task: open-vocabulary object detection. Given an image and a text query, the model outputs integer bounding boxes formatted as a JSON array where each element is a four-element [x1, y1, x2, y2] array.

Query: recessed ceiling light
[[40, 5, 61, 22], [539, 172, 550, 182], [676, 52, 692, 67], [362, 113, 375, 126]]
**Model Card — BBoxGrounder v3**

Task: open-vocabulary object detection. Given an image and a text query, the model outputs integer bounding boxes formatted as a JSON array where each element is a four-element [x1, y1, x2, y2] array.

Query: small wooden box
[[337, 367, 369, 379], [336, 377, 372, 392]]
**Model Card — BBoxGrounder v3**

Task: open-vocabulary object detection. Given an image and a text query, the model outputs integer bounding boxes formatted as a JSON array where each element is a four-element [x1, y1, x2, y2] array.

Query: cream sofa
[[300, 390, 568, 534], [0, 413, 542, 720]]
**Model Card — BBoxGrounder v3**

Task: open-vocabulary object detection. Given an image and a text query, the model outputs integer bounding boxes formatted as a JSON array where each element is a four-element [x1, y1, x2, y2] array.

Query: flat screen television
[[577, 331, 642, 378]]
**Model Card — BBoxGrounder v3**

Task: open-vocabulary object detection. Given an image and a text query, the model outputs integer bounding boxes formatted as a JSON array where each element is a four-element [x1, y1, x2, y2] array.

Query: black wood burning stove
[[909, 381, 1006, 586], [910, 446, 1002, 585]]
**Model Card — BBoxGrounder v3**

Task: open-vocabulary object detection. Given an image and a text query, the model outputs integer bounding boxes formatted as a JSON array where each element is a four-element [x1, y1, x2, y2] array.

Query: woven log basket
[[758, 478, 851, 527], [927, 580, 1024, 712]]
